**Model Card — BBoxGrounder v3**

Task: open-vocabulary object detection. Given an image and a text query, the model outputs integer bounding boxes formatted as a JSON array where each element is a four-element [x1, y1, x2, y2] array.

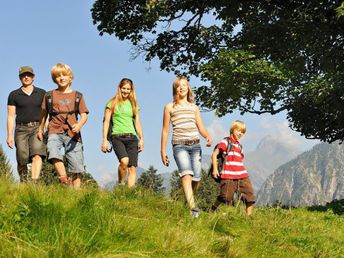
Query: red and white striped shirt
[[217, 136, 249, 179]]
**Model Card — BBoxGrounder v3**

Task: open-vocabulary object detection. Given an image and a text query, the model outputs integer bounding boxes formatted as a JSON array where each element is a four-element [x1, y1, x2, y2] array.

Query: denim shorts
[[47, 133, 85, 174], [15, 124, 46, 165], [172, 143, 202, 181], [111, 135, 139, 167]]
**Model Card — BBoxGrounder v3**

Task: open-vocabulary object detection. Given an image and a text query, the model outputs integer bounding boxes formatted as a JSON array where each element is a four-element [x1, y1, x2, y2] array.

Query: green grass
[[0, 178, 343, 257]]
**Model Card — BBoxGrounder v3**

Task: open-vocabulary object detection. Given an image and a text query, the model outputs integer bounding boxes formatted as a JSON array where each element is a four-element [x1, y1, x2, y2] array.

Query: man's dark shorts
[[217, 177, 256, 204], [15, 123, 46, 165], [111, 134, 138, 167]]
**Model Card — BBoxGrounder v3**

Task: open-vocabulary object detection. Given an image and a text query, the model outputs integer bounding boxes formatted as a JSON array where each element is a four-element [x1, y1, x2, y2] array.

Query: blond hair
[[51, 63, 74, 84], [109, 78, 138, 117], [173, 77, 194, 105], [230, 120, 246, 134]]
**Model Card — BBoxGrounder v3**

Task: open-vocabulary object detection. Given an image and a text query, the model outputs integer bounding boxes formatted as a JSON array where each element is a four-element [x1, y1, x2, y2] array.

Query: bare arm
[[101, 108, 112, 153], [7, 105, 16, 148], [37, 110, 48, 141], [195, 106, 212, 147], [71, 113, 88, 134], [134, 112, 144, 151], [211, 148, 220, 178], [160, 104, 171, 165]]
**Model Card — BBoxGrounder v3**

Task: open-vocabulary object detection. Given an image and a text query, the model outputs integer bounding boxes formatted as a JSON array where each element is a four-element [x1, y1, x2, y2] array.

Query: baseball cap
[[19, 66, 35, 76]]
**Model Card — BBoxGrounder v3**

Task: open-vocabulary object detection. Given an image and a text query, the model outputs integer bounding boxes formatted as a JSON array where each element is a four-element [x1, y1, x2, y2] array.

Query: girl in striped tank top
[[161, 77, 212, 218]]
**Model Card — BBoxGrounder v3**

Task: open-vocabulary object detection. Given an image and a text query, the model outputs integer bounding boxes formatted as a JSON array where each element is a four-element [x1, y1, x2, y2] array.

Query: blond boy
[[38, 63, 89, 189], [211, 120, 255, 215]]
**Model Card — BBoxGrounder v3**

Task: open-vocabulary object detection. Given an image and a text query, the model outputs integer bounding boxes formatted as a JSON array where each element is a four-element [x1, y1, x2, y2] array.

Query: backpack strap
[[46, 90, 82, 117], [74, 91, 82, 114], [105, 100, 115, 141], [45, 90, 53, 116], [221, 137, 233, 170]]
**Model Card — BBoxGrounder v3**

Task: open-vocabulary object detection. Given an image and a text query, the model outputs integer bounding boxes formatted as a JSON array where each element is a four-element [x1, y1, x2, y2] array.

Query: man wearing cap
[[7, 66, 46, 182]]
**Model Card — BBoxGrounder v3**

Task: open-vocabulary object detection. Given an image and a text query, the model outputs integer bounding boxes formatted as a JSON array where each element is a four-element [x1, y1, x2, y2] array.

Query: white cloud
[[207, 119, 228, 145]]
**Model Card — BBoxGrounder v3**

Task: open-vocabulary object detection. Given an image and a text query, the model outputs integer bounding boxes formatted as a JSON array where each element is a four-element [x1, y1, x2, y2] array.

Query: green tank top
[[106, 100, 136, 135]]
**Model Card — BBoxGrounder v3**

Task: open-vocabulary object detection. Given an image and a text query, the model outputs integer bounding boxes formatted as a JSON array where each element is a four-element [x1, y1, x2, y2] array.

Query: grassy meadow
[[0, 178, 343, 258]]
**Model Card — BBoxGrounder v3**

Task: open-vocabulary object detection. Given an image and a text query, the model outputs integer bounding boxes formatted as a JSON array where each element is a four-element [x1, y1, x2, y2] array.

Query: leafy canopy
[[92, 0, 344, 142]]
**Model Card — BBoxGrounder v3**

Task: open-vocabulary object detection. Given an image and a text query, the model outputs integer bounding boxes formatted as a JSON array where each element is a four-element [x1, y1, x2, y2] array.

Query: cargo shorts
[[15, 123, 46, 165], [217, 177, 256, 204]]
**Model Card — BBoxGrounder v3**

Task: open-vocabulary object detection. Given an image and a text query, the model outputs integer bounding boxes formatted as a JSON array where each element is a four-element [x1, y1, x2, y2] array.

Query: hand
[[212, 168, 220, 178], [138, 138, 144, 152], [6, 136, 14, 149], [206, 136, 212, 147], [161, 152, 169, 166], [101, 142, 111, 153], [71, 123, 82, 134], [37, 131, 44, 142]]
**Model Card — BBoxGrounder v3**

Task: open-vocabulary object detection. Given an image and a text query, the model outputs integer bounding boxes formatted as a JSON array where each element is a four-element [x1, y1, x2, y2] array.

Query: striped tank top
[[170, 103, 199, 144]]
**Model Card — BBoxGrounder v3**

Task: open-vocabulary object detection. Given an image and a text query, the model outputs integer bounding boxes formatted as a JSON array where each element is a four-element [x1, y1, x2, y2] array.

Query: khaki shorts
[[15, 123, 46, 166], [217, 177, 256, 204]]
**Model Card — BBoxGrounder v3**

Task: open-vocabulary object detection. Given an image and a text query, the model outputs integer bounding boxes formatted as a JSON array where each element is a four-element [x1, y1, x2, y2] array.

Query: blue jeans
[[172, 143, 202, 181], [47, 133, 85, 174]]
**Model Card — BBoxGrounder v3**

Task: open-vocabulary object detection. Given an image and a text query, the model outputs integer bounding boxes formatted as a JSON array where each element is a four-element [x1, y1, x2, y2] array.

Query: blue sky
[[0, 1, 318, 185]]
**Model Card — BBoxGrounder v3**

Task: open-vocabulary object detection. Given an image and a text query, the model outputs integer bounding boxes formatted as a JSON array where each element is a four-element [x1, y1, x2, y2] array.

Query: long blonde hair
[[109, 78, 138, 117], [173, 77, 194, 106]]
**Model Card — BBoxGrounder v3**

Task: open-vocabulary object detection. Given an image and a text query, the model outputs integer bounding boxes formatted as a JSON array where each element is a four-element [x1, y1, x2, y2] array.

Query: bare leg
[[118, 157, 129, 185], [31, 155, 42, 180], [72, 173, 81, 189], [246, 202, 254, 216], [127, 166, 136, 188], [51, 158, 69, 184], [17, 164, 28, 182], [182, 175, 196, 210]]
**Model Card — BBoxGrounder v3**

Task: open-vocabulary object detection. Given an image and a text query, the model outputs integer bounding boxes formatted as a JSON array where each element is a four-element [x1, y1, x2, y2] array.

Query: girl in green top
[[101, 78, 144, 188]]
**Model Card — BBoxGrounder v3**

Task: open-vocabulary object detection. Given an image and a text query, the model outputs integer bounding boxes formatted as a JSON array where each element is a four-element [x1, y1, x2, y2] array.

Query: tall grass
[[0, 178, 343, 257]]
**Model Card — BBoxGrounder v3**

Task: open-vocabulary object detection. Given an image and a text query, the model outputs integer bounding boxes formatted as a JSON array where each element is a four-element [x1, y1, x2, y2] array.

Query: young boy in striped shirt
[[211, 120, 255, 215]]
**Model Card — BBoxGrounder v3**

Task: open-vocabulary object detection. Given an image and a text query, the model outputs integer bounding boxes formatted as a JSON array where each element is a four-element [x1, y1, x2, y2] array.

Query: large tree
[[92, 0, 344, 142]]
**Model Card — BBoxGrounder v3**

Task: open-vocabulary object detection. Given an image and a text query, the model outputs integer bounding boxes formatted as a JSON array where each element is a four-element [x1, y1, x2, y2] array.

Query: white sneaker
[[191, 208, 199, 218]]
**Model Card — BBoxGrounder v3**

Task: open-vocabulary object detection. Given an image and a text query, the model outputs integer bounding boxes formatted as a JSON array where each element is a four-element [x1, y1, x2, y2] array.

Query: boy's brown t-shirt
[[42, 90, 89, 140]]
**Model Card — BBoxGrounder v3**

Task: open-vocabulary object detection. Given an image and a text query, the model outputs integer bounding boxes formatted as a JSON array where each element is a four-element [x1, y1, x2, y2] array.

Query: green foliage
[[39, 159, 59, 185], [137, 165, 165, 193], [308, 199, 344, 215], [169, 170, 183, 200], [170, 169, 219, 210], [0, 180, 344, 257], [0, 145, 13, 181], [196, 169, 219, 211], [337, 1, 344, 16], [92, 0, 344, 142]]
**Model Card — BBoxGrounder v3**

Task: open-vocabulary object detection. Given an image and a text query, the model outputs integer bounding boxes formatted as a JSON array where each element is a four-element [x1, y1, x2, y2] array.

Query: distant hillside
[[202, 135, 301, 191], [257, 142, 344, 207]]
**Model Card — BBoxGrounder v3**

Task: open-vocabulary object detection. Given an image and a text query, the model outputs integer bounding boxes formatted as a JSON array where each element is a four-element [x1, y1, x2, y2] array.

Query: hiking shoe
[[191, 208, 199, 218]]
